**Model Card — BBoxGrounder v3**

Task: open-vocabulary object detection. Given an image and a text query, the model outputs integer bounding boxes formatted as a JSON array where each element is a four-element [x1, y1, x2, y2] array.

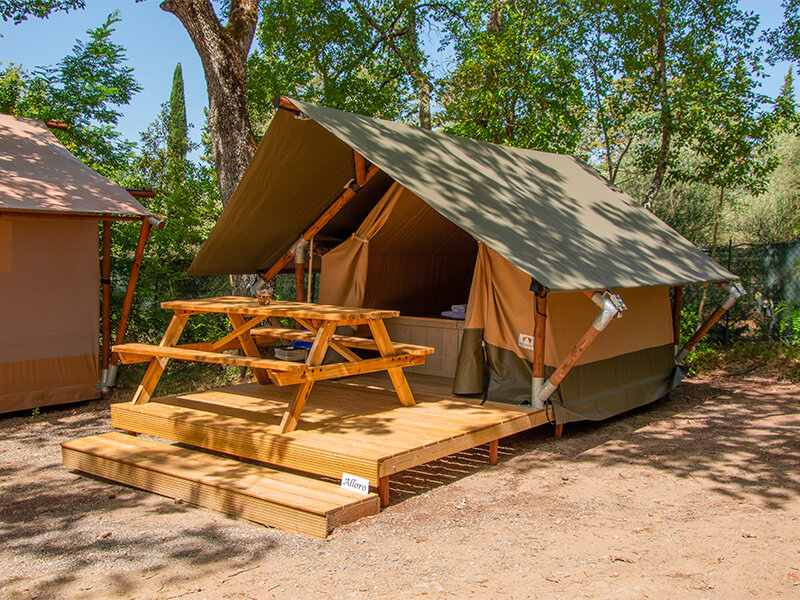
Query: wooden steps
[[111, 401, 383, 484], [62, 432, 379, 538], [110, 382, 549, 487], [65, 377, 547, 536]]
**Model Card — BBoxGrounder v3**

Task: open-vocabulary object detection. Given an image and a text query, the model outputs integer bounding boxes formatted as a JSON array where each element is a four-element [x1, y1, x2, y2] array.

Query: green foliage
[[683, 340, 800, 382], [774, 301, 800, 345], [731, 130, 800, 244], [0, 0, 84, 24], [439, 0, 584, 151], [0, 12, 140, 177], [167, 63, 189, 183], [30, 406, 40, 417], [116, 93, 224, 344], [248, 0, 415, 133], [765, 0, 800, 65], [600, 1, 773, 199]]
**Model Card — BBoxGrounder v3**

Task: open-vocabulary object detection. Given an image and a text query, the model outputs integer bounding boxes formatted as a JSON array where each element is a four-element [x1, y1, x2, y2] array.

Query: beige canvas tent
[[0, 115, 160, 414], [188, 98, 742, 424]]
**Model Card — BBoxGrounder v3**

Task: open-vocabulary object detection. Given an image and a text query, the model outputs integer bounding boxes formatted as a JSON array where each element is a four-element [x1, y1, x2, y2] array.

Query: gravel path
[[1, 372, 798, 599]]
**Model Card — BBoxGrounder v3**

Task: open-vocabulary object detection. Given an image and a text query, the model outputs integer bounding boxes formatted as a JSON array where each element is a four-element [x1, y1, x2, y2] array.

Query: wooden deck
[[111, 373, 546, 490], [65, 373, 547, 536]]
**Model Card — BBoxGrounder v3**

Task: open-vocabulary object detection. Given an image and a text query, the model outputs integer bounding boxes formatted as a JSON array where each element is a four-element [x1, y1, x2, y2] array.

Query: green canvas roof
[[189, 99, 735, 291]]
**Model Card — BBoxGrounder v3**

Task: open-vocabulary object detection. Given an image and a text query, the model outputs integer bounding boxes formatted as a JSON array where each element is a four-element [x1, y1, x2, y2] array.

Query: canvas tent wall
[[316, 181, 679, 422], [0, 115, 157, 414], [188, 98, 739, 423]]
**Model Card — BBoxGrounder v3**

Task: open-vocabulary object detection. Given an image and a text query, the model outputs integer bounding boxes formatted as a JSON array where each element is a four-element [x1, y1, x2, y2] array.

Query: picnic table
[[113, 296, 433, 433]]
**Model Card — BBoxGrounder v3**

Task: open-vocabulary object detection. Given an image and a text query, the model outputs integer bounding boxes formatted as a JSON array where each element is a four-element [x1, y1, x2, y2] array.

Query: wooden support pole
[[307, 237, 314, 303], [258, 155, 379, 283], [101, 220, 112, 374], [354, 151, 367, 186], [672, 285, 684, 347], [677, 282, 742, 363], [532, 285, 548, 382], [378, 476, 390, 508], [534, 291, 624, 408], [295, 260, 305, 303], [125, 188, 156, 198], [273, 96, 302, 113], [488, 439, 499, 465], [681, 304, 728, 356], [550, 324, 604, 388], [110, 218, 151, 366]]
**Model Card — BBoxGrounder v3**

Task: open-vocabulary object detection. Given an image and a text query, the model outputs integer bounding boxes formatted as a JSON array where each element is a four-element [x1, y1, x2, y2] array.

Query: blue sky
[[0, 0, 795, 157]]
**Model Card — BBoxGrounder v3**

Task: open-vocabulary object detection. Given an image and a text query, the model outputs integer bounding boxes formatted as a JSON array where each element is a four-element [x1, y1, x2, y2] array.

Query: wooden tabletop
[[161, 296, 400, 322]]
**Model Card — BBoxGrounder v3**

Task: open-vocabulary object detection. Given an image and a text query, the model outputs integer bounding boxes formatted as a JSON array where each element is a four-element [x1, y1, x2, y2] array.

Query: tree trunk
[[697, 186, 726, 324], [644, 0, 671, 209], [160, 0, 258, 205], [414, 74, 432, 130], [406, 6, 431, 130], [161, 0, 258, 296]]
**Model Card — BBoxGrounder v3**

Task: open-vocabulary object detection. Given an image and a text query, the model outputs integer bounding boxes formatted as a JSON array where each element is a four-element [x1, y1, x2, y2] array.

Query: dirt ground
[[1, 371, 799, 599]]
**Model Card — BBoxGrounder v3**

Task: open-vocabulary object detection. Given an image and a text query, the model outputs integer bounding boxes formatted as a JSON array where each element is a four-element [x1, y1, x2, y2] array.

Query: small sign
[[518, 333, 534, 350], [341, 472, 370, 495]]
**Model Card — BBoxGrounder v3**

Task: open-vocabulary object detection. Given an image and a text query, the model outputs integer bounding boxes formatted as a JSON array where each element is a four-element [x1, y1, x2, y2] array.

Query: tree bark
[[161, 0, 258, 296], [406, 6, 431, 130], [644, 0, 671, 209], [697, 186, 726, 323], [160, 0, 258, 206], [352, 0, 432, 130]]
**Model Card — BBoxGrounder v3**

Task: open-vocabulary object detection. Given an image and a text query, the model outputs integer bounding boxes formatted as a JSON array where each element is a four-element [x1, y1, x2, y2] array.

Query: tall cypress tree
[[166, 62, 188, 183]]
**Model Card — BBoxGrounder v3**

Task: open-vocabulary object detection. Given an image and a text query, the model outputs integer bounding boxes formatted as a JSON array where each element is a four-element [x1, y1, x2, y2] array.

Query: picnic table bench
[[113, 296, 433, 433]]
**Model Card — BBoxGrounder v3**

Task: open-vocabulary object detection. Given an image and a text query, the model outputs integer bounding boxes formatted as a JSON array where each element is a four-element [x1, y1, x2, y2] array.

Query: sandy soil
[[1, 371, 799, 599]]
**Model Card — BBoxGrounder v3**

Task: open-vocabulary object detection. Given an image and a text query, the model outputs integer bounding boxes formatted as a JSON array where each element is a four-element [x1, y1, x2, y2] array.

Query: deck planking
[[111, 374, 548, 487]]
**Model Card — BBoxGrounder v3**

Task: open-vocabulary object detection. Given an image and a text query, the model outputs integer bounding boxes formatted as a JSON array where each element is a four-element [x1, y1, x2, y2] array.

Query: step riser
[[62, 446, 335, 538], [111, 404, 380, 485], [62, 433, 380, 539]]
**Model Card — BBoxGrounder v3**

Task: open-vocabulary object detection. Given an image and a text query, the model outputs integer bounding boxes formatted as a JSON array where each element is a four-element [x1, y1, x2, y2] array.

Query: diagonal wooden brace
[[676, 281, 744, 363], [532, 291, 627, 408]]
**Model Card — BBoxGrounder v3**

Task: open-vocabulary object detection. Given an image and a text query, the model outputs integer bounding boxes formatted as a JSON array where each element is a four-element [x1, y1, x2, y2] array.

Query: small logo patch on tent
[[518, 333, 534, 350]]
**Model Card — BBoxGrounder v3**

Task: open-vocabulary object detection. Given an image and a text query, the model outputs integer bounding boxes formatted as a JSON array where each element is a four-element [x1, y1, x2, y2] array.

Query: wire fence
[[683, 239, 800, 346]]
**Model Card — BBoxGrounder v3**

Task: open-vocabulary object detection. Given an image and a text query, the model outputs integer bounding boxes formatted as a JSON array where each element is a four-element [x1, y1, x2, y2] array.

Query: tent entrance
[[318, 182, 478, 378], [319, 182, 478, 319]]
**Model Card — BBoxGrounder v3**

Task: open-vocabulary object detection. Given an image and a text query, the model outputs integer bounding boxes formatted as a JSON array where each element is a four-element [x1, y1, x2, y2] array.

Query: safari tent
[[0, 114, 160, 414], [188, 98, 742, 425]]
